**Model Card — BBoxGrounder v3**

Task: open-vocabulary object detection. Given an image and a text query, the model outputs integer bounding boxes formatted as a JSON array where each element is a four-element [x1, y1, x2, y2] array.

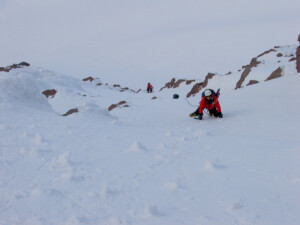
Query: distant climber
[[189, 89, 223, 120], [147, 83, 153, 93], [298, 34, 300, 44]]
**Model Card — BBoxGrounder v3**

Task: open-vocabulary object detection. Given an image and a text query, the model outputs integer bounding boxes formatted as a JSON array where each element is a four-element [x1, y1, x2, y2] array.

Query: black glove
[[198, 113, 203, 120], [218, 112, 223, 118]]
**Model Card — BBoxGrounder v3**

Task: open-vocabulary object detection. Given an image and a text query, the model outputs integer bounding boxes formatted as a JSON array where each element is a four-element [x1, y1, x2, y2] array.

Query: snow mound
[[0, 69, 51, 110], [127, 141, 149, 153]]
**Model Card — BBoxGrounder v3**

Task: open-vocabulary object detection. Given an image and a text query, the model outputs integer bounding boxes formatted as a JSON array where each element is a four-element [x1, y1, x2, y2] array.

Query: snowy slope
[[0, 46, 300, 225]]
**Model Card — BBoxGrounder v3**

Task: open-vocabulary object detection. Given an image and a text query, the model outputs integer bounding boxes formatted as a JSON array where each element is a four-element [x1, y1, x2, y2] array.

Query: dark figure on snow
[[189, 89, 223, 120], [298, 34, 300, 44], [147, 83, 153, 93]]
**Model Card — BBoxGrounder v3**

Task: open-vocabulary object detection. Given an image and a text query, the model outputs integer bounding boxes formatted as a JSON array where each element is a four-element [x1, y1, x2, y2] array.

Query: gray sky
[[0, 0, 299, 86]]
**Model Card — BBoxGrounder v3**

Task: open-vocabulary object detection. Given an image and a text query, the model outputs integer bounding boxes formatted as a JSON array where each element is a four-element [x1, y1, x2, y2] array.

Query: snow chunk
[[127, 142, 149, 153], [144, 205, 166, 218]]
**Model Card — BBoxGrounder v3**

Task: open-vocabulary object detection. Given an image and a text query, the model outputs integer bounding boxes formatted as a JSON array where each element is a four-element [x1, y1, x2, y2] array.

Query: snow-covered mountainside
[[0, 45, 300, 225]]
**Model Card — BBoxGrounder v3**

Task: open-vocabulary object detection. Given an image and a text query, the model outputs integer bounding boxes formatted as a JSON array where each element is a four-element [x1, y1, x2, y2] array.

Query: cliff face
[[296, 45, 300, 73]]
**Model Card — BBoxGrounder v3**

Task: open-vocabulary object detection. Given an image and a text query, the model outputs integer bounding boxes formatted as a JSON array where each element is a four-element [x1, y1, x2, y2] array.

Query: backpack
[[201, 88, 220, 98]]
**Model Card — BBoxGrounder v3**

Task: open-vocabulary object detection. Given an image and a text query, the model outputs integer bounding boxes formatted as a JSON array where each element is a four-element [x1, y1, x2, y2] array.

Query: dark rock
[[246, 80, 259, 86], [277, 53, 283, 57], [186, 80, 195, 85], [63, 108, 78, 116], [173, 79, 186, 88], [118, 101, 126, 105], [19, 62, 30, 67], [42, 89, 57, 98], [160, 78, 176, 91], [296, 46, 300, 73], [186, 82, 203, 98], [108, 101, 128, 111], [249, 58, 260, 67], [0, 67, 10, 72], [8, 64, 21, 69], [257, 49, 276, 57], [235, 58, 260, 89], [108, 104, 118, 111], [82, 76, 94, 82], [265, 67, 282, 81], [202, 73, 215, 88]]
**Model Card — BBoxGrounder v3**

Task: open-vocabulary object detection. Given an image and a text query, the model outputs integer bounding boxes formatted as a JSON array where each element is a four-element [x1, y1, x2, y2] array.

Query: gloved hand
[[198, 113, 203, 120], [218, 112, 223, 118], [189, 112, 196, 117]]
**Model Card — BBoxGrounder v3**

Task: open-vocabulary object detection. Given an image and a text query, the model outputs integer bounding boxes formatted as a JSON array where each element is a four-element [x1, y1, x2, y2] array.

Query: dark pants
[[208, 107, 219, 117], [194, 107, 219, 117], [147, 88, 152, 93]]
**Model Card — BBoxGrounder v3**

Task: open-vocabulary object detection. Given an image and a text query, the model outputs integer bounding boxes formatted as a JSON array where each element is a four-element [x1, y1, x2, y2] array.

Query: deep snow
[[0, 46, 300, 225]]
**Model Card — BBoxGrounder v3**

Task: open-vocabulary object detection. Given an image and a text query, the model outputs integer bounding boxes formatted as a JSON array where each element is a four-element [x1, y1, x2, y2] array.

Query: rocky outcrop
[[235, 58, 260, 89], [160, 78, 176, 91], [42, 89, 57, 98], [277, 53, 283, 57], [186, 82, 203, 98], [202, 73, 215, 88], [257, 49, 276, 57], [0, 68, 10, 72], [82, 76, 94, 82], [296, 46, 300, 73], [108, 101, 129, 111], [0, 62, 30, 73], [265, 67, 282, 81], [186, 80, 195, 85], [246, 80, 259, 86], [62, 108, 78, 116], [186, 72, 215, 98], [173, 79, 186, 88], [160, 78, 195, 92]]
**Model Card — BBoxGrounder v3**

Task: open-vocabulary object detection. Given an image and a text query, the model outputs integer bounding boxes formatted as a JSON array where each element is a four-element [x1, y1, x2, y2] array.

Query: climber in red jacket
[[190, 89, 223, 120], [147, 83, 153, 93]]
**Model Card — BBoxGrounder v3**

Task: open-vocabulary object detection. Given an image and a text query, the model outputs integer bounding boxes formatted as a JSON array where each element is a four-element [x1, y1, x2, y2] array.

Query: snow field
[[0, 53, 300, 224]]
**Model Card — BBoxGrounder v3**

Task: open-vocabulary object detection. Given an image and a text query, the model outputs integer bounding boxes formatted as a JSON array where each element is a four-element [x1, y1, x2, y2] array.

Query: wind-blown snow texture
[[0, 45, 300, 225]]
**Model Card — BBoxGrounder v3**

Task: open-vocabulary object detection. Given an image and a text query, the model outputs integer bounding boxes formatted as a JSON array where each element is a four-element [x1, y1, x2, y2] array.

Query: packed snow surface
[[0, 53, 300, 224]]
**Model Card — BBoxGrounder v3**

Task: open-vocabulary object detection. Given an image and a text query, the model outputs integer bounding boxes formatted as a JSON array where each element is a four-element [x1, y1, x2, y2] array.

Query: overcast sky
[[0, 0, 299, 85]]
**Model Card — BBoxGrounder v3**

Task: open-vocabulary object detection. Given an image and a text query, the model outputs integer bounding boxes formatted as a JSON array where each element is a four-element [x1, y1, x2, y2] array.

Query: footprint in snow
[[165, 130, 174, 137], [203, 160, 227, 171], [163, 180, 185, 191], [127, 141, 149, 153], [228, 200, 244, 211], [193, 128, 207, 136], [144, 205, 166, 218]]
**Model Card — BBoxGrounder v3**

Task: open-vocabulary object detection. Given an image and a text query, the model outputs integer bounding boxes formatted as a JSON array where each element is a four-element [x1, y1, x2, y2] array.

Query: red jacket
[[199, 95, 221, 114], [147, 84, 152, 89]]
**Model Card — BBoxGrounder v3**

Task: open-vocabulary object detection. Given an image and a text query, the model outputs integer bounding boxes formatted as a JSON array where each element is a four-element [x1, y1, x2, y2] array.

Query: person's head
[[204, 89, 213, 100]]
